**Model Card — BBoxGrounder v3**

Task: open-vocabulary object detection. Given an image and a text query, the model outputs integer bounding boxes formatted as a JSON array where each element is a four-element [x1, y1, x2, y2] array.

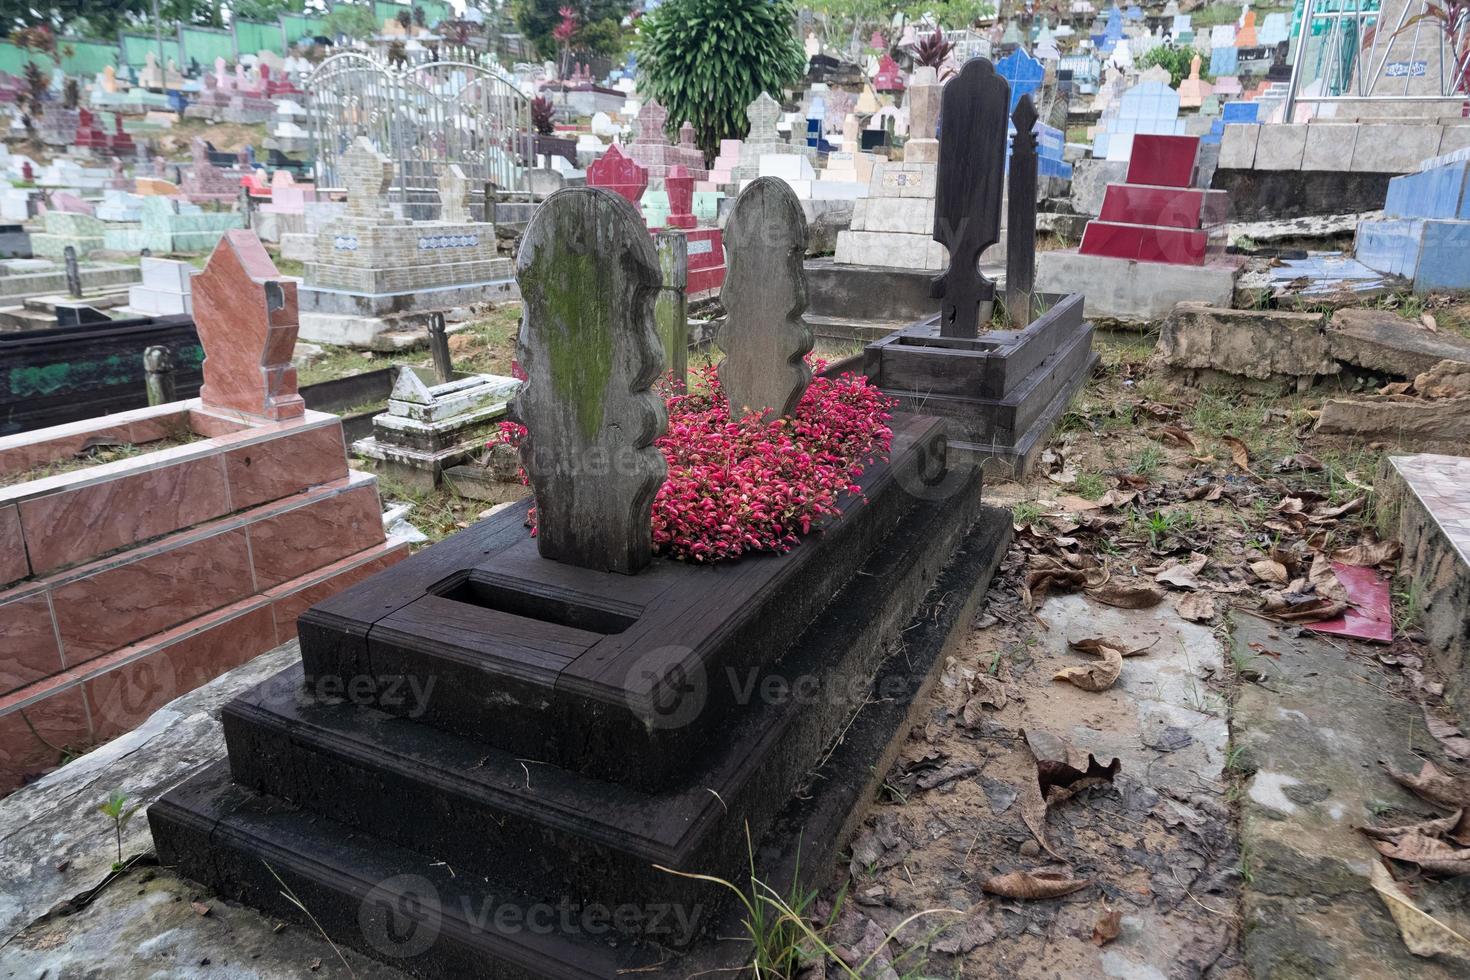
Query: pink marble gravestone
[[586, 144, 649, 207], [193, 230, 305, 421], [665, 165, 696, 229]]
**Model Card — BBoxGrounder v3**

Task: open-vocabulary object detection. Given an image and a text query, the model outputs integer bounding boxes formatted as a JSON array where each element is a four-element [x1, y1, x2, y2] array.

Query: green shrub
[[636, 0, 806, 160]]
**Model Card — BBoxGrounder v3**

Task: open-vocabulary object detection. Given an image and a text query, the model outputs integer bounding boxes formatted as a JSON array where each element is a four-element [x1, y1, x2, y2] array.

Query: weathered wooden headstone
[[427, 311, 452, 383], [654, 231, 688, 395], [193, 229, 305, 421], [932, 57, 1011, 338], [1006, 94, 1039, 328], [717, 177, 812, 421], [143, 344, 176, 406], [63, 246, 82, 298], [515, 187, 667, 575]]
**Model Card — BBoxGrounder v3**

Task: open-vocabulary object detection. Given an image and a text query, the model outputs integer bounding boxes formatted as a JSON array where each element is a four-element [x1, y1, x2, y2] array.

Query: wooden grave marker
[[1006, 94, 1039, 327], [515, 187, 668, 575], [716, 176, 812, 421], [932, 57, 1011, 338]]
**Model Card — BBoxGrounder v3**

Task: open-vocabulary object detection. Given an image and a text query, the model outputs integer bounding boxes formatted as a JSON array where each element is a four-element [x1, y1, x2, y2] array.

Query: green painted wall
[[235, 20, 285, 57], [180, 26, 234, 67]]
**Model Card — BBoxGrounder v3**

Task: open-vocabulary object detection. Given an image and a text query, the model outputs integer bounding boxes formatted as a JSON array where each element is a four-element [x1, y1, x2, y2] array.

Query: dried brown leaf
[[1157, 425, 1199, 451], [1221, 435, 1251, 471], [1371, 862, 1470, 961], [1370, 833, 1470, 876], [1086, 581, 1164, 609], [1386, 761, 1470, 810], [1424, 710, 1470, 762], [1332, 537, 1402, 568], [981, 870, 1090, 900], [1250, 559, 1289, 585], [1173, 592, 1217, 622], [1053, 644, 1123, 692], [1091, 908, 1123, 946]]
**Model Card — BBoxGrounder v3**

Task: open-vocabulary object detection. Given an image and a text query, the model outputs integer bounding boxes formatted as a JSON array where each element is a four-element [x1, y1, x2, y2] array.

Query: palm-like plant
[[913, 28, 954, 71], [636, 0, 807, 160]]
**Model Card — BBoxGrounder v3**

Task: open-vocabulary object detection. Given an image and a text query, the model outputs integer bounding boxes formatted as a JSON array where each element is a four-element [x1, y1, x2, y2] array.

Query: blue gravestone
[[995, 49, 1046, 115], [1210, 45, 1239, 75]]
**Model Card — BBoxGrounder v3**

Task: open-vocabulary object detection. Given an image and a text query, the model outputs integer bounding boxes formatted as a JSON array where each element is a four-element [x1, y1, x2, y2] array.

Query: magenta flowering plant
[[491, 361, 895, 563]]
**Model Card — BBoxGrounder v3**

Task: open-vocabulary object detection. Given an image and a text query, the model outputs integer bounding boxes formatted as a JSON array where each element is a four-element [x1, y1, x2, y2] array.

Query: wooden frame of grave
[[863, 57, 1099, 478], [149, 182, 1013, 978]]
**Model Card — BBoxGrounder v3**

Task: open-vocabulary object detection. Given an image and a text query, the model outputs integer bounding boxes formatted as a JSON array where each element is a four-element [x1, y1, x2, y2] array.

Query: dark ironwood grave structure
[[864, 57, 1098, 478], [148, 182, 1011, 978]]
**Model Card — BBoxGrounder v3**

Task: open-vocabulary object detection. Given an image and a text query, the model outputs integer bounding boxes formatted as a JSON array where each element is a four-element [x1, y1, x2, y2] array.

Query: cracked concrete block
[[1155, 304, 1335, 381], [1328, 307, 1470, 378]]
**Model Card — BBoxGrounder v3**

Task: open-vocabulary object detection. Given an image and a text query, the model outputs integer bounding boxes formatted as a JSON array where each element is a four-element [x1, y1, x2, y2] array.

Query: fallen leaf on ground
[[1371, 862, 1470, 961], [1071, 636, 1155, 658], [981, 870, 1090, 900], [1332, 537, 1402, 568], [1155, 552, 1208, 590], [1054, 642, 1123, 692], [1186, 483, 1224, 501], [1092, 908, 1123, 946], [1424, 710, 1470, 762], [1386, 761, 1470, 810], [1087, 581, 1164, 609], [1370, 833, 1470, 876], [1095, 488, 1140, 509], [1312, 497, 1365, 521], [1157, 425, 1199, 451], [1421, 313, 1439, 333], [1308, 553, 1350, 605], [1360, 810, 1470, 847], [1260, 591, 1347, 623], [1221, 435, 1252, 472], [1276, 452, 1325, 472], [1174, 592, 1217, 622], [191, 901, 211, 917], [1250, 559, 1289, 585]]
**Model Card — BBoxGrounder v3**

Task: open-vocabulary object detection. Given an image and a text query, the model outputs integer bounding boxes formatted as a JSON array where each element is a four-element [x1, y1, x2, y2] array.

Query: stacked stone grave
[[184, 59, 234, 121], [1037, 133, 1240, 319], [224, 64, 275, 124], [148, 179, 1008, 978], [0, 232, 405, 794], [126, 256, 194, 314], [1355, 148, 1470, 292], [1078, 134, 1227, 264], [863, 59, 1098, 476], [180, 139, 245, 203], [298, 145, 512, 348], [832, 67, 944, 271], [352, 368, 521, 488], [103, 196, 245, 254], [624, 101, 706, 187], [732, 93, 816, 181]]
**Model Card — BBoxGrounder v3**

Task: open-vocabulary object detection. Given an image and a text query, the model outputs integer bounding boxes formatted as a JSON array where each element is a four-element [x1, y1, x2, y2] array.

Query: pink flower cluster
[[491, 363, 894, 564]]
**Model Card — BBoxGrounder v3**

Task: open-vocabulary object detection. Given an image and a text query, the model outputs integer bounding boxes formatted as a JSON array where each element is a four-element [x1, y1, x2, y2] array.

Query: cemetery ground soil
[[802, 328, 1468, 978]]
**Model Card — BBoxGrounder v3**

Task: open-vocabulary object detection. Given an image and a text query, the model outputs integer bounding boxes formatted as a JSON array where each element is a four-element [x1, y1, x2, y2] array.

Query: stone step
[[1383, 454, 1470, 710], [150, 505, 1014, 979], [298, 415, 951, 795], [149, 760, 655, 979], [1098, 184, 1227, 229], [1079, 219, 1211, 265], [219, 472, 980, 916]]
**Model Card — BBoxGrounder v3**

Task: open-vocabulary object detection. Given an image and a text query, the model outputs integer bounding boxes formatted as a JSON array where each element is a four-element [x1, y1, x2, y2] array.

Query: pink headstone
[[875, 54, 905, 92], [666, 165, 696, 229], [586, 144, 648, 207], [193, 230, 305, 421]]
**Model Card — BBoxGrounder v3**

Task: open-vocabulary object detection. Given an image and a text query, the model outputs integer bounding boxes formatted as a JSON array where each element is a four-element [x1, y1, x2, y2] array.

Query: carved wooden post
[[427, 311, 453, 383], [1007, 94, 1039, 328], [143, 345, 175, 406], [515, 187, 667, 575], [716, 177, 812, 421], [654, 231, 688, 394], [932, 58, 1011, 338]]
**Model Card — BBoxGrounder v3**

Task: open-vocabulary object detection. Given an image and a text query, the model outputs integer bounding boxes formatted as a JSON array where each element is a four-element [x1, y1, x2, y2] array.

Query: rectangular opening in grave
[[429, 569, 640, 636]]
